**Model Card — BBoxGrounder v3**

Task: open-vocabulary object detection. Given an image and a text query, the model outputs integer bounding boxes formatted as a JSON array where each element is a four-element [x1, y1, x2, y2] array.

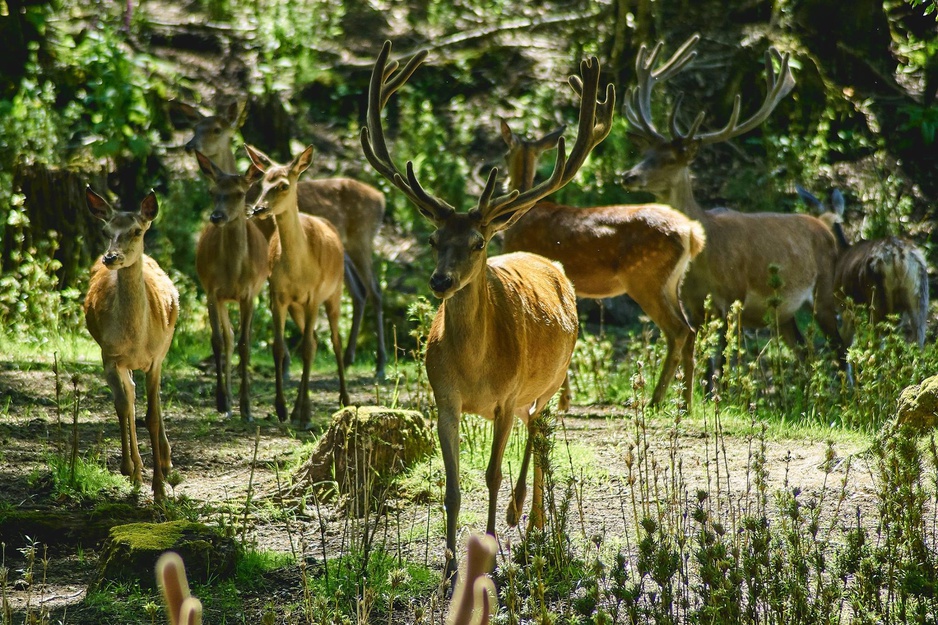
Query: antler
[[362, 40, 614, 228], [623, 34, 700, 143], [696, 46, 795, 145], [624, 33, 795, 146]]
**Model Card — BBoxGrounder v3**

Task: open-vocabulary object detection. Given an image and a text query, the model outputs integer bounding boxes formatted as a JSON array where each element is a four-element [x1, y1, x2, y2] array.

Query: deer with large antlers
[[176, 101, 388, 379], [622, 34, 847, 385], [500, 119, 705, 408], [245, 143, 350, 425], [194, 152, 269, 421], [797, 185, 929, 347], [84, 188, 179, 499], [361, 40, 612, 583]]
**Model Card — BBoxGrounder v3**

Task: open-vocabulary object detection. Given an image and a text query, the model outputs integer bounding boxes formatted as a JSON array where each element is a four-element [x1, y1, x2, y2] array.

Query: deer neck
[[211, 144, 239, 175], [439, 264, 492, 349], [114, 257, 150, 329], [219, 214, 250, 258], [272, 194, 307, 256], [667, 168, 707, 223]]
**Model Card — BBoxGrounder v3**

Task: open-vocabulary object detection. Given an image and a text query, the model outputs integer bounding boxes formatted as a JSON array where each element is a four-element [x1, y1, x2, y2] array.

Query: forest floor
[[0, 353, 877, 623]]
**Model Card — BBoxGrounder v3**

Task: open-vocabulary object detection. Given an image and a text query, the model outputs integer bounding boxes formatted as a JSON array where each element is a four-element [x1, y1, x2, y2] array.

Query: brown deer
[[621, 34, 848, 385], [361, 40, 611, 582], [193, 152, 269, 421], [797, 185, 929, 347], [500, 119, 706, 408], [176, 101, 388, 378], [244, 143, 350, 425], [84, 188, 179, 499]]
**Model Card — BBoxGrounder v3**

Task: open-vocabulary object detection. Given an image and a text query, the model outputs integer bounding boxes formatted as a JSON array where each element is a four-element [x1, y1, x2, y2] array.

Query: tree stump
[[90, 521, 237, 591], [896, 376, 938, 432], [291, 406, 435, 515]]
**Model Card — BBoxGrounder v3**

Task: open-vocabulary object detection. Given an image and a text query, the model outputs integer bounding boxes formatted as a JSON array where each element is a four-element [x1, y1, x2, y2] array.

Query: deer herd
[[81, 35, 930, 587]]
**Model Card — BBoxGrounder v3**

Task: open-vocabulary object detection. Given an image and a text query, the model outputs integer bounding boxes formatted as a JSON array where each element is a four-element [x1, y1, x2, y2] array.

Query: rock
[[291, 406, 435, 513], [896, 376, 938, 431], [90, 521, 238, 591]]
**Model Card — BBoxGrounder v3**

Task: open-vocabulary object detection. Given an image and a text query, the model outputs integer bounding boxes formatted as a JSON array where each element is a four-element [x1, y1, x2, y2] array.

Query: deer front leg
[[486, 404, 515, 538], [145, 363, 170, 499], [291, 305, 317, 427], [105, 363, 142, 484], [437, 398, 462, 587], [207, 297, 231, 417], [271, 298, 289, 423], [238, 296, 256, 422]]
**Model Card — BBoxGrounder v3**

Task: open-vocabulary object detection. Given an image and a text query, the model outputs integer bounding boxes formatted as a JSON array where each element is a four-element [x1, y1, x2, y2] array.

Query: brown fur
[[500, 121, 705, 407], [83, 189, 179, 499]]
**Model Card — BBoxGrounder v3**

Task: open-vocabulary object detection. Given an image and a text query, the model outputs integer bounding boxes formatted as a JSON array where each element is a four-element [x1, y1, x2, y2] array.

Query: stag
[[500, 119, 705, 407], [245, 144, 350, 424], [194, 152, 269, 421], [84, 188, 179, 499], [361, 40, 612, 582], [797, 185, 929, 347], [621, 34, 847, 385], [176, 100, 388, 378]]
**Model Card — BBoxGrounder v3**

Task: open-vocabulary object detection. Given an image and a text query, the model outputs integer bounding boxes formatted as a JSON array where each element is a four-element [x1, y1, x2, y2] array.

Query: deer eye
[[132, 229, 143, 238], [472, 240, 485, 251], [277, 182, 289, 192]]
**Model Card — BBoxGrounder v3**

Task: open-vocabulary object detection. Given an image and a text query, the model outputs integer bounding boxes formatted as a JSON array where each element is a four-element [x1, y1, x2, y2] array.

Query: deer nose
[[102, 252, 122, 267], [210, 210, 226, 224], [429, 272, 454, 294], [184, 138, 197, 153], [620, 168, 640, 188]]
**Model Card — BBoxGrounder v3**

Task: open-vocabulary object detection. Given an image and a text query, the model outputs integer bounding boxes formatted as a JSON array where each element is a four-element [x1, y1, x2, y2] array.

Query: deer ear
[[499, 119, 517, 148], [85, 186, 113, 221], [243, 144, 272, 172], [291, 145, 314, 176], [222, 101, 244, 128], [831, 189, 845, 217], [139, 191, 159, 221], [795, 184, 824, 213], [172, 101, 204, 123], [243, 163, 264, 187], [194, 151, 220, 182]]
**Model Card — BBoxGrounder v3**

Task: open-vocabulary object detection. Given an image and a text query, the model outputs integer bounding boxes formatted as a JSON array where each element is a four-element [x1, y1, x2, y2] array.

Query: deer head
[[85, 187, 158, 270], [243, 144, 314, 220], [622, 34, 795, 197], [360, 40, 615, 299], [194, 151, 262, 226]]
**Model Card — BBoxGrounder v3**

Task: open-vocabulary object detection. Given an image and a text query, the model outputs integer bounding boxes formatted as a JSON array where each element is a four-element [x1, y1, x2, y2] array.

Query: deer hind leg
[[271, 297, 290, 423], [237, 296, 257, 422], [325, 291, 350, 407], [106, 363, 142, 483], [633, 287, 695, 408], [345, 248, 387, 381], [145, 363, 171, 499], [558, 375, 571, 412]]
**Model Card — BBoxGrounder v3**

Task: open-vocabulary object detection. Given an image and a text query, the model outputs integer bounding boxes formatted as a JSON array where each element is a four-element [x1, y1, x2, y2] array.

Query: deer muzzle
[[429, 272, 455, 298]]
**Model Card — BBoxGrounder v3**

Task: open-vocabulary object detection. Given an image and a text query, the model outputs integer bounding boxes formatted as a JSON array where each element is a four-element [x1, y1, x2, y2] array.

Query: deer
[[361, 40, 613, 583], [175, 100, 388, 379], [193, 151, 269, 421], [500, 119, 706, 408], [620, 34, 849, 387], [796, 185, 929, 347], [243, 143, 350, 425], [83, 187, 179, 499]]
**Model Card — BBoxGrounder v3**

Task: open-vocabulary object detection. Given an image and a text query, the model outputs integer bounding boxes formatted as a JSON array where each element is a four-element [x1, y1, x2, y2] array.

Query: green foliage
[[28, 450, 131, 502]]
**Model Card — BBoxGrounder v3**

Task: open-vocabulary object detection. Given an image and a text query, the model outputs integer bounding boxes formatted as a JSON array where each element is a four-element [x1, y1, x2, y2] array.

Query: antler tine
[[697, 46, 795, 145], [624, 35, 700, 143], [563, 57, 616, 186], [361, 40, 455, 221], [667, 93, 707, 139], [482, 137, 567, 224]]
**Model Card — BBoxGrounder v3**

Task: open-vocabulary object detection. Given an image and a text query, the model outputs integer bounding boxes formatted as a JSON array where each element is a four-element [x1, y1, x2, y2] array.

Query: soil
[[0, 354, 877, 624]]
